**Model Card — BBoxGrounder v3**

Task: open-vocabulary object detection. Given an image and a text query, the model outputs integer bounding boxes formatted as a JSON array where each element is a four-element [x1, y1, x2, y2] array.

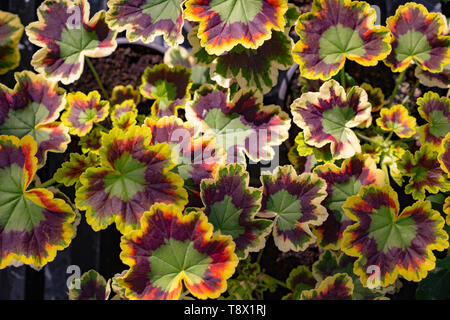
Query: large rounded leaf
[[0, 135, 76, 269], [259, 165, 328, 252], [184, 0, 288, 55], [117, 203, 238, 300], [25, 0, 118, 84], [290, 79, 372, 159], [197, 164, 272, 259], [292, 0, 392, 80], [186, 85, 290, 164], [313, 154, 386, 250], [0, 71, 70, 167], [75, 126, 188, 234], [385, 3, 450, 73], [106, 0, 185, 47], [342, 185, 449, 287]]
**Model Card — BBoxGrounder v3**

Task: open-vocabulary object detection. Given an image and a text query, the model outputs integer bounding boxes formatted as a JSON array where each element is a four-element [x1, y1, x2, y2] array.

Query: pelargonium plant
[[1, 0, 450, 301]]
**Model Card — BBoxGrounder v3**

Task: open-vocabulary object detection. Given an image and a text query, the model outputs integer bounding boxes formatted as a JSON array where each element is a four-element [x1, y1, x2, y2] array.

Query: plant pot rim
[[115, 37, 168, 55]]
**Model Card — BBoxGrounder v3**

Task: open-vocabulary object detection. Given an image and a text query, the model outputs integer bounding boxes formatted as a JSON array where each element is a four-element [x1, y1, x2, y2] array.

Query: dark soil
[[66, 45, 164, 97]]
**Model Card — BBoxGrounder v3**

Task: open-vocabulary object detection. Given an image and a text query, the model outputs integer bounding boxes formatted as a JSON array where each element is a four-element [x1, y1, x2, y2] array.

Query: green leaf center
[[322, 106, 356, 138], [0, 102, 50, 137], [328, 176, 362, 220], [203, 109, 252, 150], [0, 164, 46, 232], [141, 0, 183, 23], [208, 195, 246, 239], [57, 27, 100, 63], [152, 79, 177, 110], [396, 30, 432, 63], [319, 24, 365, 64], [367, 205, 417, 253], [428, 110, 450, 138], [79, 108, 99, 124], [103, 153, 147, 201], [148, 238, 212, 290], [267, 189, 302, 232], [210, 0, 262, 25], [411, 165, 428, 183], [385, 120, 403, 132]]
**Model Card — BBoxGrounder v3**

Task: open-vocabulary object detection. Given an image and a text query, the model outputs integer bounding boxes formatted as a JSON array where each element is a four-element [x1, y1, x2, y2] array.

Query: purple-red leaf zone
[[25, 0, 117, 84], [117, 203, 238, 300]]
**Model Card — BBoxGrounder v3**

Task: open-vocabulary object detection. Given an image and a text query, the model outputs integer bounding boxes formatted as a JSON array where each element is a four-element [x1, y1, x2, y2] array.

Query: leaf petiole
[[256, 247, 264, 264], [263, 274, 289, 290], [95, 122, 109, 133], [381, 162, 390, 185], [355, 132, 383, 147], [85, 56, 110, 101], [387, 69, 407, 109], [384, 131, 394, 145], [39, 177, 56, 188]]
